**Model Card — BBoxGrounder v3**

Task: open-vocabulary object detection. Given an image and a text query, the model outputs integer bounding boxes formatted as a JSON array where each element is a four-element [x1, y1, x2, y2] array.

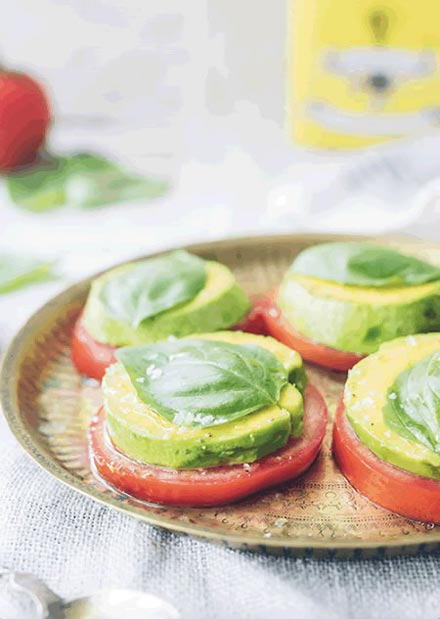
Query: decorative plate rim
[[1, 232, 439, 554]]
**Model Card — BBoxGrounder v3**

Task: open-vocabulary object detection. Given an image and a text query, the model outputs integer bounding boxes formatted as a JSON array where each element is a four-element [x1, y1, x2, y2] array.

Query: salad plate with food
[[3, 234, 440, 557]]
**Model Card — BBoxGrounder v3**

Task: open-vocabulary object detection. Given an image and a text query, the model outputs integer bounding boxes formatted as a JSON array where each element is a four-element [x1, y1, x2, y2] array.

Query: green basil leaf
[[291, 242, 440, 287], [384, 350, 440, 453], [5, 152, 169, 212], [100, 250, 206, 328], [116, 338, 288, 428], [0, 254, 55, 294], [66, 154, 169, 209], [5, 155, 69, 212]]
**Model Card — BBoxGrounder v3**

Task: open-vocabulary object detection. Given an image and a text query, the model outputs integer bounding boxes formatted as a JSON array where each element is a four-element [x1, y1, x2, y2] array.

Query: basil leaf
[[100, 250, 206, 328], [116, 338, 288, 428], [5, 154, 68, 212], [0, 254, 55, 294], [291, 242, 440, 287], [5, 152, 169, 212], [66, 154, 169, 209], [384, 350, 440, 453]]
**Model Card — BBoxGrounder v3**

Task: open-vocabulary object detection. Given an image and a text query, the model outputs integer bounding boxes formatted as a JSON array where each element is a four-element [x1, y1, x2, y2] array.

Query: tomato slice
[[259, 292, 364, 371], [89, 383, 328, 507], [231, 298, 268, 335], [71, 314, 116, 381], [333, 398, 440, 523]]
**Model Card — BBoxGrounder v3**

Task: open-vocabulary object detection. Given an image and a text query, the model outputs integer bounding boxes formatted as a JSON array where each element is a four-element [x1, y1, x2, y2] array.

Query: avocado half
[[344, 333, 440, 478], [83, 260, 250, 346], [278, 273, 440, 354], [102, 331, 305, 469]]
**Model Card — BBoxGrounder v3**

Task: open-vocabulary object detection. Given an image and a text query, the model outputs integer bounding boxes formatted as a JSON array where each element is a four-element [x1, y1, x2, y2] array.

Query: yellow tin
[[288, 0, 440, 148]]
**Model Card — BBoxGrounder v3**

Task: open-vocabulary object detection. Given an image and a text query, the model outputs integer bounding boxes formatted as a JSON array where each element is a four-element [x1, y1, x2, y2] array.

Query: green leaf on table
[[5, 155, 68, 212], [0, 254, 55, 294], [384, 350, 440, 453], [5, 153, 169, 212], [65, 153, 170, 209], [100, 250, 206, 328], [290, 242, 440, 288], [116, 338, 288, 428]]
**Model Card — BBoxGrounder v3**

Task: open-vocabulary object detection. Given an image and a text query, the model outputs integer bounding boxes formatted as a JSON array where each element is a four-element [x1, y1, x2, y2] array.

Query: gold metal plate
[[2, 233, 440, 558]]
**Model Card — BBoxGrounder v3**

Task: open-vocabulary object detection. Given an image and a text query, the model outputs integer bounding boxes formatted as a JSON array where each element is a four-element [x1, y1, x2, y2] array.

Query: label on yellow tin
[[288, 0, 440, 148]]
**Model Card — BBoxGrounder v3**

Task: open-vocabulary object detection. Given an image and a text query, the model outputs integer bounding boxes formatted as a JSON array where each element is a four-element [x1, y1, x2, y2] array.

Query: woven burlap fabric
[[0, 433, 439, 619]]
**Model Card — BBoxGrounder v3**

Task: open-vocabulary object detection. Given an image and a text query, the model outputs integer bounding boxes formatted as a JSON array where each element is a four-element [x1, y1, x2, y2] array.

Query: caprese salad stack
[[334, 334, 440, 524], [72, 250, 250, 380], [90, 331, 327, 506], [260, 242, 440, 370]]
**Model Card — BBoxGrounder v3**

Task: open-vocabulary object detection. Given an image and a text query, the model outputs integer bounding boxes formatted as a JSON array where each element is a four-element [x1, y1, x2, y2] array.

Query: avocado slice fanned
[[83, 259, 250, 346], [102, 332, 304, 469]]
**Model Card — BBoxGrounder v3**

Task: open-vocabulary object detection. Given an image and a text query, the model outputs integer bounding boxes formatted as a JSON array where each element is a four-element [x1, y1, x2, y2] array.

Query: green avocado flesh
[[344, 333, 440, 478], [102, 331, 305, 469], [278, 273, 440, 354], [83, 260, 250, 346]]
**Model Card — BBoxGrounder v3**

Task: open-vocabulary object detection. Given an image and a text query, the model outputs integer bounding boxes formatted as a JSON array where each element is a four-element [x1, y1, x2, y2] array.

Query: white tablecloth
[[1, 439, 440, 619]]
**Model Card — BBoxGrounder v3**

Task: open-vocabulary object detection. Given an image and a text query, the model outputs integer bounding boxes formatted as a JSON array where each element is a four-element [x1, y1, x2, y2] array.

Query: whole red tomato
[[0, 70, 51, 171]]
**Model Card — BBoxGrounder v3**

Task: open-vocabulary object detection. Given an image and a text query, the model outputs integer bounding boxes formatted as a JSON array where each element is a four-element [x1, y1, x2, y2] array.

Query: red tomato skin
[[231, 298, 268, 335], [260, 292, 364, 372], [0, 71, 50, 171], [71, 314, 116, 381], [333, 398, 440, 524], [89, 383, 328, 507]]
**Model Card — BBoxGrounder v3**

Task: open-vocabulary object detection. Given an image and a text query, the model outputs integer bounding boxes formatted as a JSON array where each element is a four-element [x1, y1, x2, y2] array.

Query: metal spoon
[[0, 568, 180, 619]]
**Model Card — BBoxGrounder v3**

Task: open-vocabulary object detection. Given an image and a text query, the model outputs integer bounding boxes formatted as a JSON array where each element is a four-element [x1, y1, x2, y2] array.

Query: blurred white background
[[0, 1, 298, 262], [1, 1, 289, 170]]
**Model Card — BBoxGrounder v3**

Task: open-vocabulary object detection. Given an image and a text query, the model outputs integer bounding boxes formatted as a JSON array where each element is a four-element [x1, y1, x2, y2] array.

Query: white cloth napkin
[[0, 438, 440, 619]]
